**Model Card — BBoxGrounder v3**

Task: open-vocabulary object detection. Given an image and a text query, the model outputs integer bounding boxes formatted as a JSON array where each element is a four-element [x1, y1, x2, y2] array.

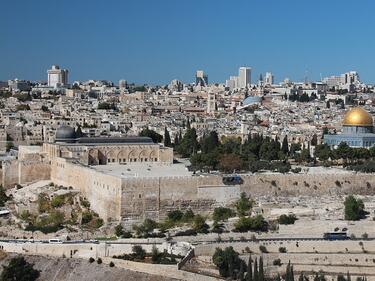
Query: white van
[[49, 238, 63, 244]]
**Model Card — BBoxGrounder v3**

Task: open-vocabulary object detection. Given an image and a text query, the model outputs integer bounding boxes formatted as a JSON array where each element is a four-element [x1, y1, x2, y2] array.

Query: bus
[[323, 232, 349, 240], [222, 175, 243, 185]]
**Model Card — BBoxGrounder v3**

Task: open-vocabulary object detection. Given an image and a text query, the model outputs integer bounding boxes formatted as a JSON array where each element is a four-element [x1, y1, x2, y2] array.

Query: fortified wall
[[1, 158, 50, 189], [49, 157, 375, 223], [50, 157, 122, 222]]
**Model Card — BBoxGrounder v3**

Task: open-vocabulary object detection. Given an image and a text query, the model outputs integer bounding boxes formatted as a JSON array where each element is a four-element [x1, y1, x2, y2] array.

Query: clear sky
[[1, 0, 375, 85]]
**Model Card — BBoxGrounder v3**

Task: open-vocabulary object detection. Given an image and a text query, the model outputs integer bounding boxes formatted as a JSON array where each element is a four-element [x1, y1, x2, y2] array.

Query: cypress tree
[[164, 127, 171, 147], [238, 261, 245, 281], [246, 255, 253, 281], [253, 258, 258, 281], [174, 134, 179, 146], [282, 135, 289, 154], [186, 118, 191, 129], [285, 261, 291, 281], [346, 271, 351, 281], [258, 256, 264, 281], [275, 274, 281, 281], [291, 265, 294, 281]]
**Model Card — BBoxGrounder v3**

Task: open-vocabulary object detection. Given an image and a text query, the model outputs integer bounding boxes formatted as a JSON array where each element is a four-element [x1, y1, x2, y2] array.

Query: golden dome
[[342, 107, 373, 127]]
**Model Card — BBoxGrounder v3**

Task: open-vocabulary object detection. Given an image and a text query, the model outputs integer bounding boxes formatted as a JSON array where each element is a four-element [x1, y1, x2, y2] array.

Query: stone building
[[42, 126, 173, 165], [324, 107, 375, 148]]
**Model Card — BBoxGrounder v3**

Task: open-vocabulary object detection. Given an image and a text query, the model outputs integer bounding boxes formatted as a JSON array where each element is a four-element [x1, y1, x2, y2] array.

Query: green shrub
[[89, 257, 95, 263], [97, 258, 102, 264], [51, 195, 64, 208], [279, 247, 287, 253], [212, 207, 235, 222], [278, 214, 298, 225], [115, 224, 124, 237], [259, 245, 268, 253], [0, 256, 40, 281], [344, 195, 366, 221], [233, 215, 268, 232], [192, 215, 209, 233], [132, 245, 146, 260], [109, 261, 114, 267], [167, 210, 183, 222], [82, 211, 93, 224], [212, 247, 243, 278]]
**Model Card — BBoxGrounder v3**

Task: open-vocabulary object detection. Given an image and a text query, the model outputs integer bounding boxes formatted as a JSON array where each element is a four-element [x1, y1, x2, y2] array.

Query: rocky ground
[[0, 253, 181, 281]]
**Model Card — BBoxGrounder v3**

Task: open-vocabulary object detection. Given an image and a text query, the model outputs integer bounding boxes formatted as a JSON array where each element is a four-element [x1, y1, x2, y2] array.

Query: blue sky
[[1, 0, 375, 84]]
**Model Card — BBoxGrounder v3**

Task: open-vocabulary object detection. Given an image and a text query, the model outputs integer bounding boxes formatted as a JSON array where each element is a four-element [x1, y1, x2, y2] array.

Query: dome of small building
[[342, 107, 373, 127], [243, 96, 262, 106], [55, 125, 75, 140]]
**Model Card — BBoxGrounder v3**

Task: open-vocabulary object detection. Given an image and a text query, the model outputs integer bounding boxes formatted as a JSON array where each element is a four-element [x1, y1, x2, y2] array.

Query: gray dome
[[55, 125, 75, 140]]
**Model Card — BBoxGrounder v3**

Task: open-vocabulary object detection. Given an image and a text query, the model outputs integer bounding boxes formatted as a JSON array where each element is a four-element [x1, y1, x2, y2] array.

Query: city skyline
[[1, 0, 375, 84]]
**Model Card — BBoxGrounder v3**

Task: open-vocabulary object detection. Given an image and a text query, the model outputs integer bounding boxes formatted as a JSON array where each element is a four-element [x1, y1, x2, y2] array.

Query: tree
[[236, 192, 253, 216], [0, 185, 9, 207], [193, 215, 209, 233], [201, 131, 220, 154], [174, 134, 179, 146], [278, 214, 298, 225], [0, 256, 40, 281], [344, 195, 365, 221], [176, 128, 198, 157], [246, 255, 252, 281], [258, 256, 264, 281], [219, 153, 243, 172], [132, 245, 146, 260], [234, 215, 268, 232], [212, 247, 242, 278], [164, 127, 172, 147], [311, 134, 318, 146], [213, 207, 235, 222], [139, 128, 163, 143], [167, 210, 183, 222], [253, 258, 258, 281], [315, 144, 331, 161], [115, 224, 124, 237], [75, 125, 84, 138], [238, 261, 245, 281], [282, 136, 289, 154], [314, 272, 326, 281], [299, 272, 309, 281]]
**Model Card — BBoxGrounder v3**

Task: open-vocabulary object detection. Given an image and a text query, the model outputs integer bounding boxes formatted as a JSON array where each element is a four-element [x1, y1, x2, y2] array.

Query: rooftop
[[92, 163, 192, 178]]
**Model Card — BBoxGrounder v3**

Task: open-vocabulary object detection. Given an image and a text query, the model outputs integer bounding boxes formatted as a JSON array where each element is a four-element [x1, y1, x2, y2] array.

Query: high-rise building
[[119, 79, 127, 90], [47, 65, 68, 87], [238, 67, 251, 88], [323, 71, 360, 89], [265, 72, 274, 85], [195, 70, 208, 87], [207, 93, 216, 114], [169, 79, 183, 92]]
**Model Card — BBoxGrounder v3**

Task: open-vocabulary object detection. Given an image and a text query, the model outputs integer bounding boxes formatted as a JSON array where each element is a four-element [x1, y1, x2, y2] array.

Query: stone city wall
[[0, 241, 188, 260], [239, 173, 375, 197], [2, 160, 19, 188], [18, 160, 50, 186], [46, 160, 375, 222], [50, 158, 122, 221]]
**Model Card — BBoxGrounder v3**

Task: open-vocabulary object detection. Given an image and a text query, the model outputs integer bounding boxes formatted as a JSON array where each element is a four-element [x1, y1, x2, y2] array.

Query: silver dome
[[55, 125, 75, 140]]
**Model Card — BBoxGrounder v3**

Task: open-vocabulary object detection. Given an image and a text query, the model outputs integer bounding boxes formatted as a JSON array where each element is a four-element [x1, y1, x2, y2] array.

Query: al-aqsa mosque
[[324, 107, 375, 148]]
